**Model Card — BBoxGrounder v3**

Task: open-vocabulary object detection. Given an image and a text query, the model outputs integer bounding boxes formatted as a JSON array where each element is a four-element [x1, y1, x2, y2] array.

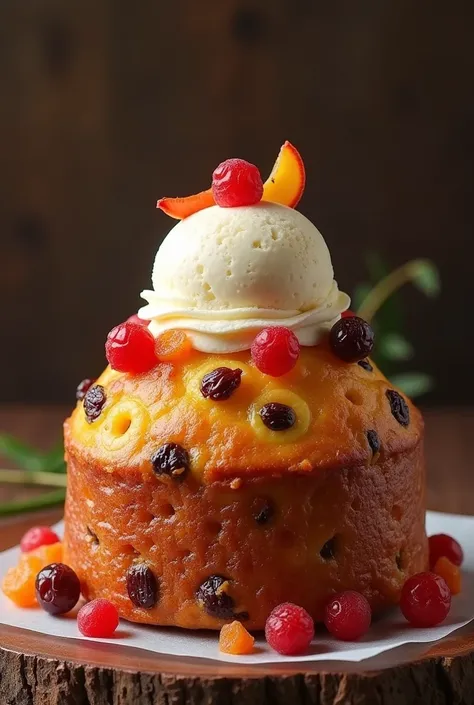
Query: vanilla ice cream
[[139, 202, 350, 353]]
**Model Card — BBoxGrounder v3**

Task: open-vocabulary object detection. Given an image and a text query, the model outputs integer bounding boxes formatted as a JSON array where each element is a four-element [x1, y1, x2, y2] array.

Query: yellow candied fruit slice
[[99, 398, 150, 452], [249, 388, 312, 443]]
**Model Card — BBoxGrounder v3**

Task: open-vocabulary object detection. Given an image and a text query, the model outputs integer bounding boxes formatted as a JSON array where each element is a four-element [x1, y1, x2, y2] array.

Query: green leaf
[[410, 260, 440, 297], [43, 440, 66, 473], [0, 435, 45, 472], [352, 283, 372, 312], [0, 488, 66, 518], [390, 372, 434, 398], [379, 333, 414, 362]]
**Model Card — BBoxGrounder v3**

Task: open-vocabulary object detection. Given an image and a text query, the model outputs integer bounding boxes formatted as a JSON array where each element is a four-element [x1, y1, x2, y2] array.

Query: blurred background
[[0, 0, 472, 406]]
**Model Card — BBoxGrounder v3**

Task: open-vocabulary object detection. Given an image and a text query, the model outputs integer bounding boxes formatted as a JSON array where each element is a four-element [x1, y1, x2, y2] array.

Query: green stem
[[0, 468, 67, 487], [356, 260, 424, 322], [0, 488, 66, 517]]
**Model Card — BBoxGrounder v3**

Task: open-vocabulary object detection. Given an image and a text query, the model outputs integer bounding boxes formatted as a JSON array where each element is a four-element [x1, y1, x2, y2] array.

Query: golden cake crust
[[66, 342, 423, 483]]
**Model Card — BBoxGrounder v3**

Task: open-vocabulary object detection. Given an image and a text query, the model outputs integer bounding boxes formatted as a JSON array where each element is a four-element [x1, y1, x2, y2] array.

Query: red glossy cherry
[[77, 598, 119, 638], [105, 321, 157, 374], [251, 327, 300, 377], [265, 602, 314, 655], [400, 572, 451, 628], [324, 591, 372, 641], [212, 159, 263, 207], [429, 534, 464, 569]]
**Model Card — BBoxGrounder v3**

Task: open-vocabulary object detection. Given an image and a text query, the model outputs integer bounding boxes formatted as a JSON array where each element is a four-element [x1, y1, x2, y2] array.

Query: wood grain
[[0, 1, 473, 405], [1, 407, 474, 703]]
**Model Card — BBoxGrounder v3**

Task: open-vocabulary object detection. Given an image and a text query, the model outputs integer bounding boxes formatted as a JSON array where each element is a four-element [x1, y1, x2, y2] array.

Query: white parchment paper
[[0, 511, 473, 664]]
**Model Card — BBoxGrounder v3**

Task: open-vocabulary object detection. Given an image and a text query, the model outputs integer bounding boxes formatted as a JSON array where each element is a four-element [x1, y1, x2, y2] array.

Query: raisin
[[196, 575, 235, 619], [367, 429, 380, 455], [83, 384, 106, 423], [320, 537, 337, 560], [200, 366, 243, 400], [151, 443, 190, 480], [259, 402, 296, 431], [126, 564, 159, 609], [76, 378, 96, 401], [386, 389, 410, 427], [330, 317, 375, 362], [357, 359, 373, 372], [252, 497, 274, 525]]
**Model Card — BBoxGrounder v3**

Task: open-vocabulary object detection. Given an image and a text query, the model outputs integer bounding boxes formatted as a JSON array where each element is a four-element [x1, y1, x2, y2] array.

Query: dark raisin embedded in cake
[[126, 564, 159, 609], [200, 367, 242, 400], [367, 430, 381, 455], [76, 378, 97, 402], [252, 497, 274, 525], [330, 316, 374, 363], [151, 443, 190, 480], [196, 575, 235, 619], [320, 537, 337, 560], [83, 384, 106, 423], [386, 389, 410, 427], [357, 359, 373, 372], [259, 402, 296, 431]]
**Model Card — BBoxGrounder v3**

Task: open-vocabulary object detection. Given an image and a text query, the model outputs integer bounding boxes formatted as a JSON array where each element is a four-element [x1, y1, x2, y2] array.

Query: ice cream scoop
[[139, 202, 349, 353]]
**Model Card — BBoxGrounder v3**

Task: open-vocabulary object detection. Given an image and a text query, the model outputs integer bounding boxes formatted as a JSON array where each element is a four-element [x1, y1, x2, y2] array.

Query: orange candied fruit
[[1, 542, 64, 608], [155, 329, 193, 363], [219, 620, 255, 655], [433, 556, 462, 595]]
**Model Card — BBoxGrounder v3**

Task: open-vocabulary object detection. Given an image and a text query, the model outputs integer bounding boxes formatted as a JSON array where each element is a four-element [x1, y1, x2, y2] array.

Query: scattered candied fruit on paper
[[2, 554, 42, 608], [433, 556, 462, 595], [219, 621, 255, 655], [2, 542, 64, 608]]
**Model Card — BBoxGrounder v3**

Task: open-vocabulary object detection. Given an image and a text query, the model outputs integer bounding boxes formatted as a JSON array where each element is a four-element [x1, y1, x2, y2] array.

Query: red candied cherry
[[212, 158, 263, 207], [126, 313, 150, 327], [265, 602, 314, 655], [251, 326, 300, 377], [429, 534, 464, 569], [20, 526, 60, 553], [400, 572, 451, 628], [324, 591, 371, 641], [78, 598, 119, 638], [341, 309, 355, 318], [105, 321, 157, 374]]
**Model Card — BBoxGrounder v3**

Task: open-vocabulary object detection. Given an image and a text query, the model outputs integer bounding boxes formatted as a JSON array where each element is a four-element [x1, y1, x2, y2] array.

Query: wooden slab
[[1, 510, 474, 704]]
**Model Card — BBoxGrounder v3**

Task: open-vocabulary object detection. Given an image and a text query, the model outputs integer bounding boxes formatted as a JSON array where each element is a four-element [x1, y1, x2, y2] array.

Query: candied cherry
[[78, 598, 119, 637], [35, 563, 81, 615], [155, 329, 192, 362], [429, 533, 464, 569], [400, 572, 451, 627], [265, 602, 314, 655], [330, 316, 374, 363], [20, 526, 60, 553], [105, 321, 157, 374], [251, 326, 300, 377], [126, 313, 150, 326], [324, 591, 371, 641], [212, 158, 263, 207]]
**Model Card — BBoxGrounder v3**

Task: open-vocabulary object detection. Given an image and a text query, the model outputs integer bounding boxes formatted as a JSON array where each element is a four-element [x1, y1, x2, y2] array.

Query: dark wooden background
[[0, 0, 473, 405]]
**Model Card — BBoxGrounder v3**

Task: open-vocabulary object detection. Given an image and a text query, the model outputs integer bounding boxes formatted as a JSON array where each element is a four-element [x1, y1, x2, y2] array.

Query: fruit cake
[[63, 143, 427, 630]]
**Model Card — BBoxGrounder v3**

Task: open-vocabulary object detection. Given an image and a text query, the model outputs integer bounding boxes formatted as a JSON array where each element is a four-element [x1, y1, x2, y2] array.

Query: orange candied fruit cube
[[24, 541, 63, 566], [433, 556, 462, 595], [2, 554, 42, 608], [219, 620, 255, 655], [155, 329, 193, 363]]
